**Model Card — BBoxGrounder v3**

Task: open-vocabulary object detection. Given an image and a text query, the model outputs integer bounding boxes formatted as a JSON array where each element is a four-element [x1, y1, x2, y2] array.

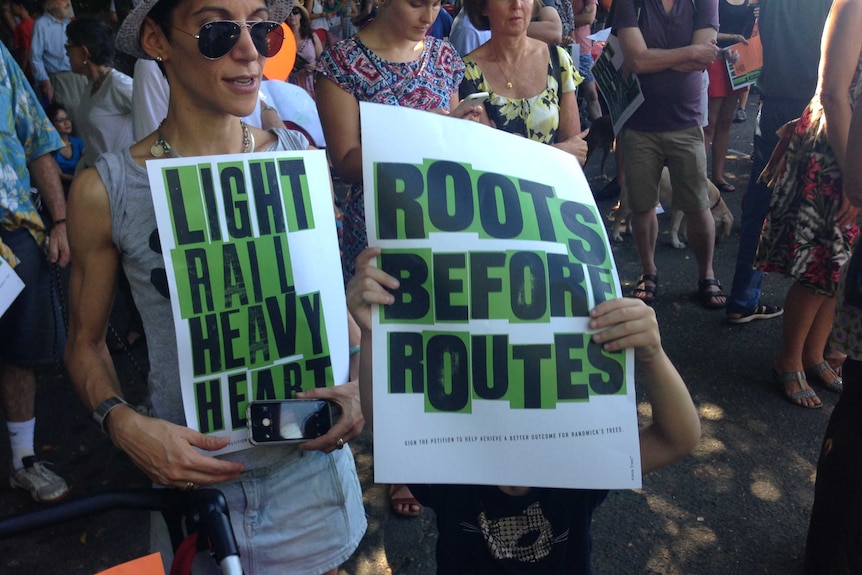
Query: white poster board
[[360, 103, 642, 489], [0, 256, 24, 319], [147, 150, 349, 454]]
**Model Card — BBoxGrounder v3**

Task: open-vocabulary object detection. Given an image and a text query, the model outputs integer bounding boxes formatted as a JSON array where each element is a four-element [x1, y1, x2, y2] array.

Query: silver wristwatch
[[93, 396, 131, 435]]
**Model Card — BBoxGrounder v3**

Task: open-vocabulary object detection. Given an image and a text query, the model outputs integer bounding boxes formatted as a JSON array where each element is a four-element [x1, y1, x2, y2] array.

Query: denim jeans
[[726, 97, 811, 315]]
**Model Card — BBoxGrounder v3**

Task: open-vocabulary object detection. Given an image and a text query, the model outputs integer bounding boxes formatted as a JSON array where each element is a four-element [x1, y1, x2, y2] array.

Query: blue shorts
[[0, 227, 65, 367], [152, 446, 367, 575], [578, 53, 595, 83]]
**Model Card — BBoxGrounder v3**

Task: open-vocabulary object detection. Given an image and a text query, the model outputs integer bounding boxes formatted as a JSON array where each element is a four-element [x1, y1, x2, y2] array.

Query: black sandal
[[697, 278, 726, 310], [632, 274, 658, 305]]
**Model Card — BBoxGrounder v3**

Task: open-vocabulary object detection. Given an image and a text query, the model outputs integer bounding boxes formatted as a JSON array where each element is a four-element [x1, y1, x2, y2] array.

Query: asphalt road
[[0, 91, 835, 575]]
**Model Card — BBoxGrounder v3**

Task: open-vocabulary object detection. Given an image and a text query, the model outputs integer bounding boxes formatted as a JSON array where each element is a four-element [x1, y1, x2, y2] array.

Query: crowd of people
[[1, 0, 862, 572]]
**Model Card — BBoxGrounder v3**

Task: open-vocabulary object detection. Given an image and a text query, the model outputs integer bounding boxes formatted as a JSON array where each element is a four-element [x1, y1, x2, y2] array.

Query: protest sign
[[0, 256, 24, 319], [147, 150, 349, 454], [725, 28, 763, 91], [593, 34, 644, 135], [360, 103, 641, 489]]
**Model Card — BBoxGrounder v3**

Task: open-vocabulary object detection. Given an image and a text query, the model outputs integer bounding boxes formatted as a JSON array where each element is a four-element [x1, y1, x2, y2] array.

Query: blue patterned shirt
[[0, 42, 64, 265]]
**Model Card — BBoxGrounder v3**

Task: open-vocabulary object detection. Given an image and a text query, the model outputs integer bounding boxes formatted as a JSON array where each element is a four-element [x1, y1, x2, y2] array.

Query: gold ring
[[336, 437, 345, 450], [184, 481, 196, 491]]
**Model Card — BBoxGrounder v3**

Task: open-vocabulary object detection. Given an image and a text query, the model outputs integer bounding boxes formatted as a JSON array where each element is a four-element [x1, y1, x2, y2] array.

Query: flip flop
[[389, 484, 422, 518]]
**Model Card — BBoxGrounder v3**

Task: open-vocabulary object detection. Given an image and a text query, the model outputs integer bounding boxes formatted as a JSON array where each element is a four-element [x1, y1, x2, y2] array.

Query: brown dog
[[584, 115, 615, 180], [609, 167, 734, 247]]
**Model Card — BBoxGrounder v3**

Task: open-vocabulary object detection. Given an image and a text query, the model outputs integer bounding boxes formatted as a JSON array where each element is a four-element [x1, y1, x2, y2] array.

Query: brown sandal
[[389, 484, 422, 518]]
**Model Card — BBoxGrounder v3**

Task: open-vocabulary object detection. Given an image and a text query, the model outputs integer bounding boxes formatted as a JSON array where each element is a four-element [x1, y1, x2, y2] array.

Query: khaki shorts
[[619, 126, 709, 213]]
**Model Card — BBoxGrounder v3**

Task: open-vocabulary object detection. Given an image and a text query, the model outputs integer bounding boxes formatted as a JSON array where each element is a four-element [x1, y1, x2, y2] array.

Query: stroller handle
[[0, 488, 242, 575]]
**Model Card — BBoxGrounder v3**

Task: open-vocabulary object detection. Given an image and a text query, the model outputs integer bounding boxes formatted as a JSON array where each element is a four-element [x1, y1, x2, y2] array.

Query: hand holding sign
[[108, 407, 244, 489], [345, 247, 398, 332]]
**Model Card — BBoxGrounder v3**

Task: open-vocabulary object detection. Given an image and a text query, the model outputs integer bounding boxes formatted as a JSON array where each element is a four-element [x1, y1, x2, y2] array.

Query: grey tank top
[[96, 128, 309, 469]]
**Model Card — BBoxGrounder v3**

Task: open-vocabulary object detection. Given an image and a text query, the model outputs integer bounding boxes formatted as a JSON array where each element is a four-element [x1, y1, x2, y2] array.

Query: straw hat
[[288, 0, 311, 22], [116, 0, 293, 60], [290, 1, 310, 21]]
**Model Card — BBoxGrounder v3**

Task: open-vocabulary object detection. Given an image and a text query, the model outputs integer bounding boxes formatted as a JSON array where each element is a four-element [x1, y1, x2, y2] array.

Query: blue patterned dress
[[317, 35, 465, 281]]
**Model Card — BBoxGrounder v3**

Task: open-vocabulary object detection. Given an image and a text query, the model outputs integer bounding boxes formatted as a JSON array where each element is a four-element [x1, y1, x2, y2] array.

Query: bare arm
[[573, 3, 596, 27], [589, 299, 701, 476], [65, 168, 245, 488], [844, 104, 862, 207], [527, 6, 563, 45], [28, 153, 69, 267], [819, 0, 862, 175], [618, 25, 718, 75], [316, 75, 364, 183], [345, 247, 400, 429], [551, 89, 588, 164], [313, 33, 324, 61], [65, 168, 123, 414]]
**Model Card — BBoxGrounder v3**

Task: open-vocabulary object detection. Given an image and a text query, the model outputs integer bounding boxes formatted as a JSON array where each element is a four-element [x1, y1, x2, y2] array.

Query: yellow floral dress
[[460, 45, 582, 144]]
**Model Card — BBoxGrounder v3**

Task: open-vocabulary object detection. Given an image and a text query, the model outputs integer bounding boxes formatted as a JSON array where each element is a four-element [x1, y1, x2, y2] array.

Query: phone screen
[[247, 400, 333, 444]]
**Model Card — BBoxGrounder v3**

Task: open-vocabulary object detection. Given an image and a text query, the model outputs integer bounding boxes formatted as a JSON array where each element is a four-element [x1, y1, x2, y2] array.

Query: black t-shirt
[[718, 0, 756, 46], [410, 484, 608, 574]]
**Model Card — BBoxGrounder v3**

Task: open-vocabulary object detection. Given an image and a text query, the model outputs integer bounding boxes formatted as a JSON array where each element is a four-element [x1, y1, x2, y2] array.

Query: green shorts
[[619, 126, 710, 213]]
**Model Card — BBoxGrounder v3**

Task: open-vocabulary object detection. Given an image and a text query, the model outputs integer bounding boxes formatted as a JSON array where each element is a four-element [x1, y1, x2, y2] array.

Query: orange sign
[[94, 552, 165, 575]]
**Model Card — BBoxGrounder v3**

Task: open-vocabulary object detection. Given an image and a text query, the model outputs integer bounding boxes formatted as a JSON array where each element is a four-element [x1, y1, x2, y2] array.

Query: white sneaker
[[10, 456, 70, 502]]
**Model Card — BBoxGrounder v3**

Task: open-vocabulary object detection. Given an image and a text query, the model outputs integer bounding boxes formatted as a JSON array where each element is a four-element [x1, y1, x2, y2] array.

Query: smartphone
[[246, 399, 334, 445], [453, 91, 490, 115]]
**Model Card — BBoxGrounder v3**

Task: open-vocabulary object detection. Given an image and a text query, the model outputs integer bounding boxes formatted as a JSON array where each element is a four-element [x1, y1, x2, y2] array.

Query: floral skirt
[[754, 98, 859, 296]]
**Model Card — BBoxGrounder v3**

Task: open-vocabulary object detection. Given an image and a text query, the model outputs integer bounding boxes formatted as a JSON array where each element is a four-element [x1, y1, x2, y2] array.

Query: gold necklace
[[494, 59, 514, 90], [150, 120, 254, 158]]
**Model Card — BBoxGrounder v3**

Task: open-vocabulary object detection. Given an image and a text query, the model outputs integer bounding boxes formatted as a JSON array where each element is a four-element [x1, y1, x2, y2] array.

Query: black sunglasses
[[164, 20, 284, 60], [291, 8, 301, 14]]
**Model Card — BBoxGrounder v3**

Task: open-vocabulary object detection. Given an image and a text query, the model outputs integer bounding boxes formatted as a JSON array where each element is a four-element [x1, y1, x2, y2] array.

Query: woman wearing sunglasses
[[64, 0, 367, 573], [288, 2, 323, 98]]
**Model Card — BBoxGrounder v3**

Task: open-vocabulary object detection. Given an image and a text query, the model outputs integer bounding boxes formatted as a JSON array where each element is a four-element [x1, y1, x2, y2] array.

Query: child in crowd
[[346, 246, 701, 573], [46, 101, 84, 191]]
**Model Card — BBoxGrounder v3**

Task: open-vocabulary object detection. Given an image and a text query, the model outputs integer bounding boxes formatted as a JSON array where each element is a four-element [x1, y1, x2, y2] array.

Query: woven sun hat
[[116, 0, 294, 60], [290, 1, 310, 21]]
